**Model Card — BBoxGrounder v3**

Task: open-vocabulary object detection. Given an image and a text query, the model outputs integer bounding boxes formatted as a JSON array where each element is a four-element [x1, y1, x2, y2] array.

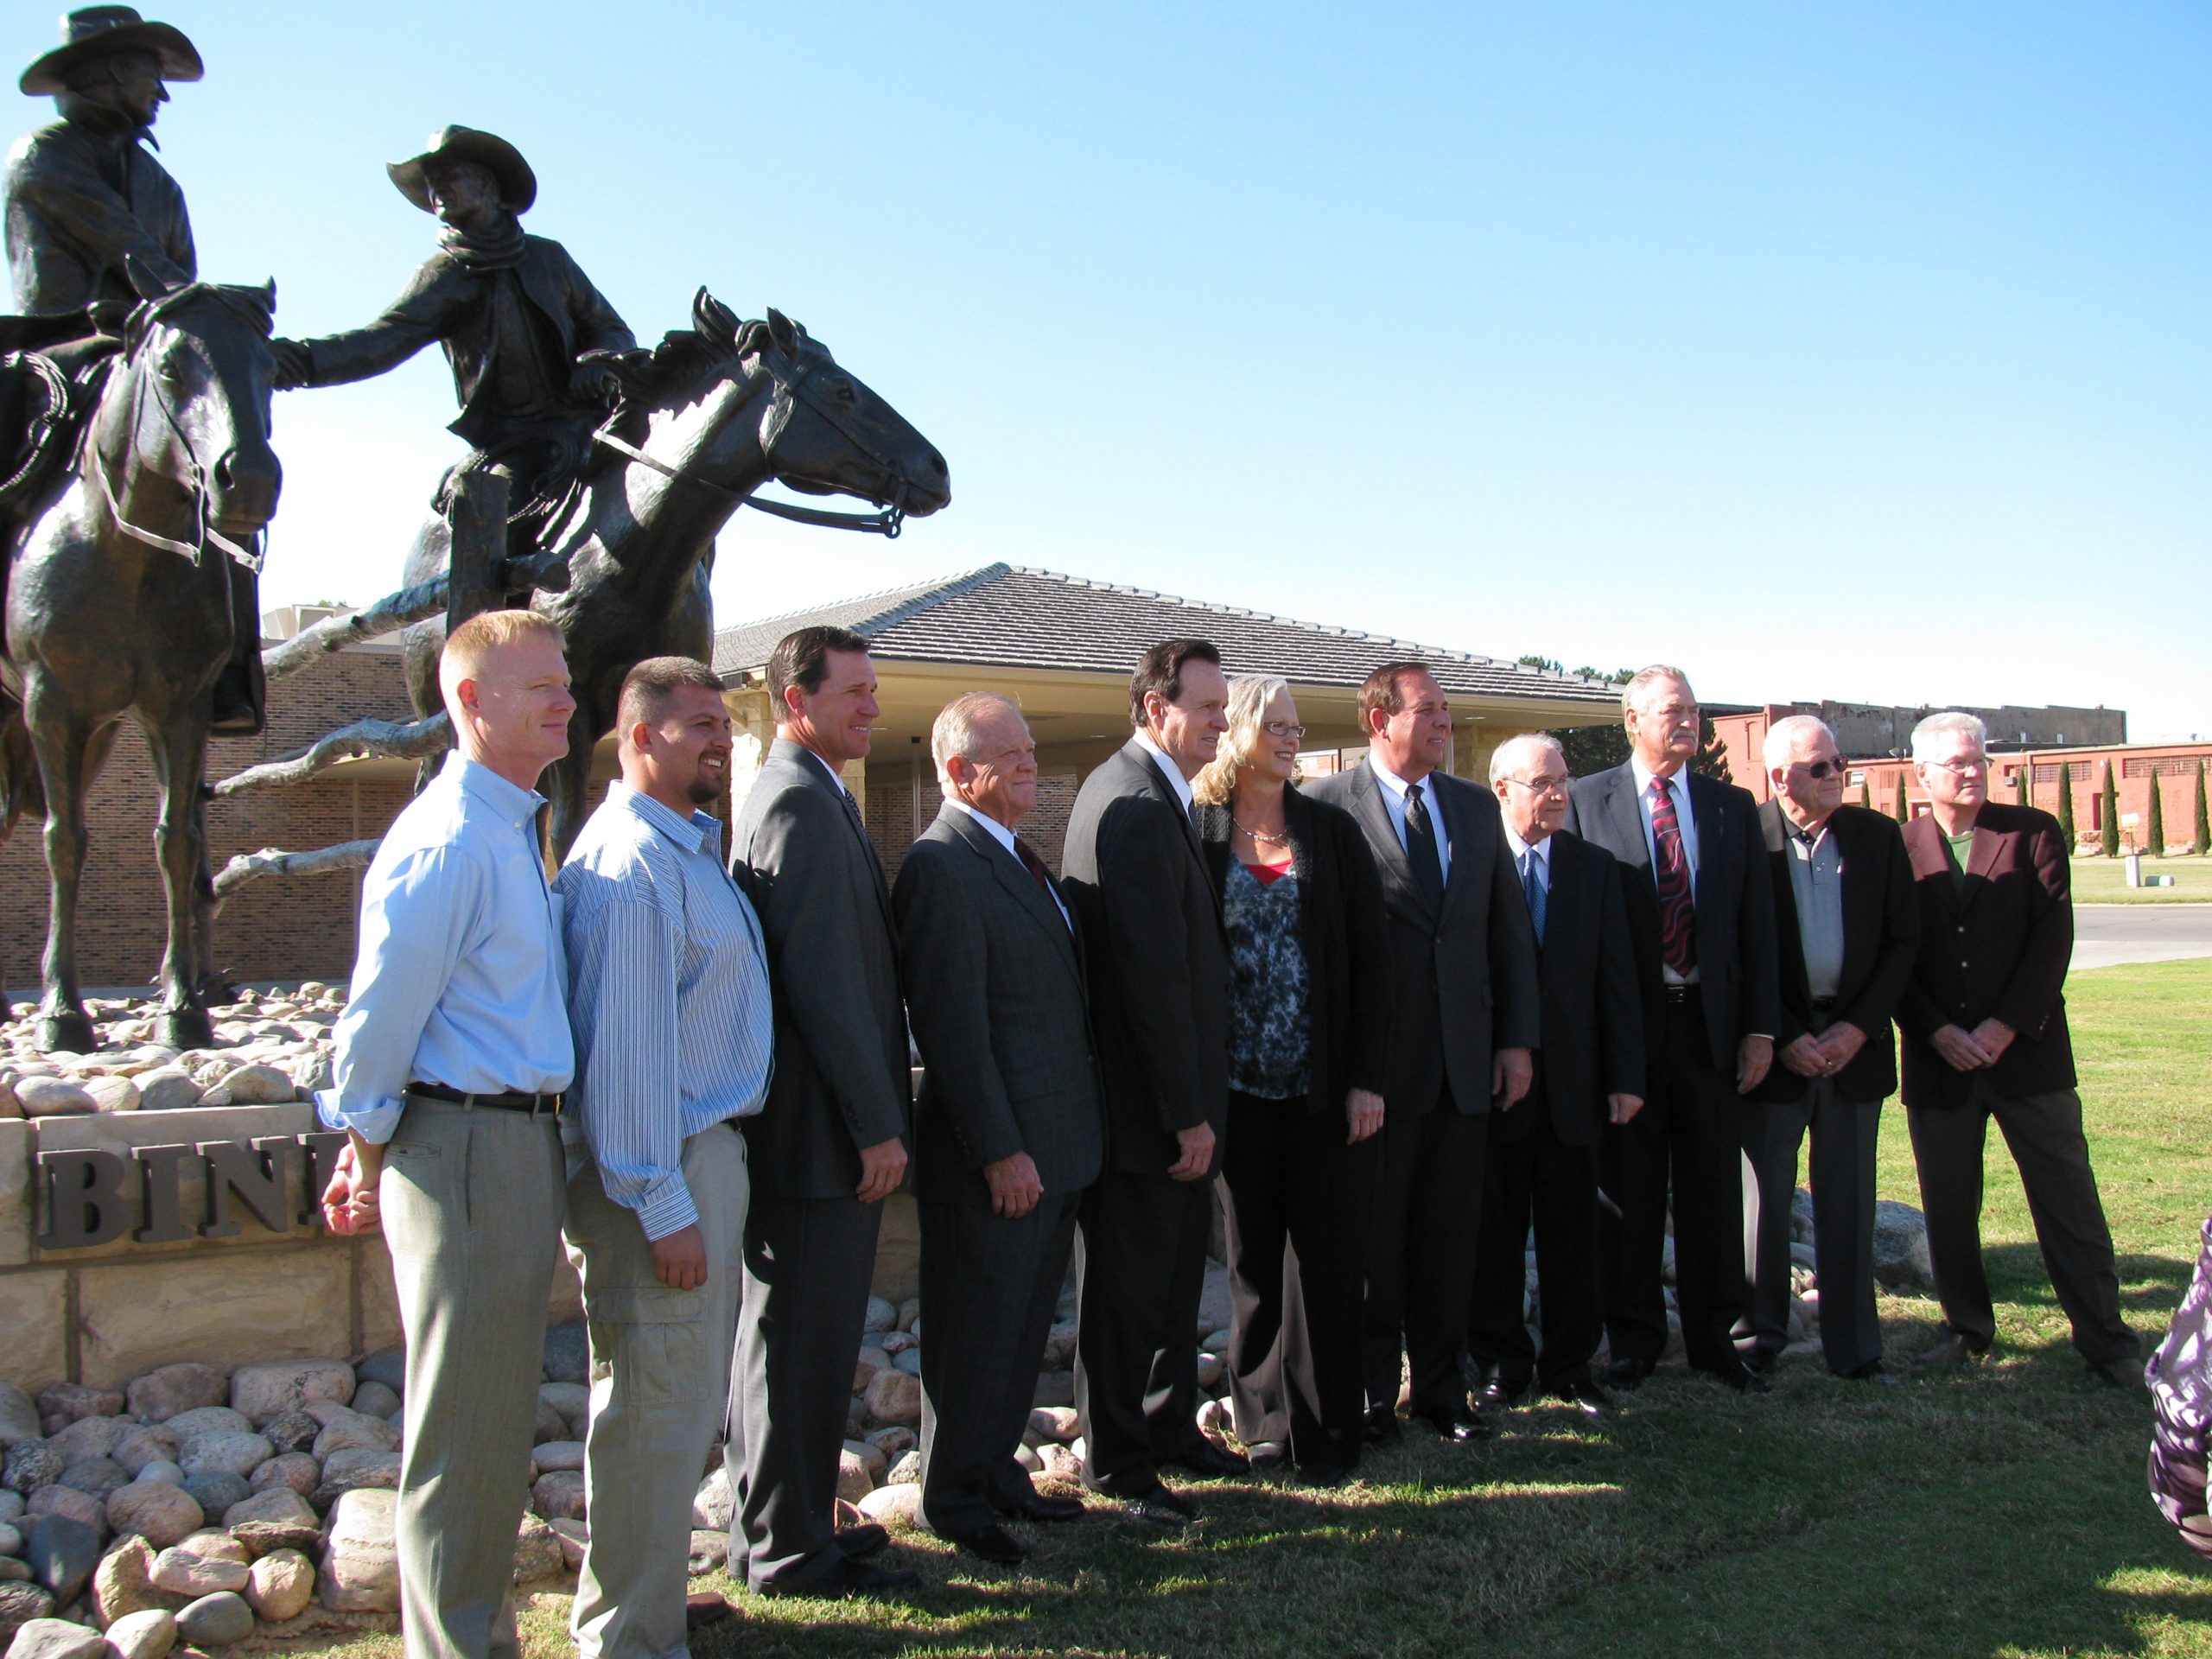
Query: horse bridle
[[592, 345, 909, 538], [85, 322, 264, 572]]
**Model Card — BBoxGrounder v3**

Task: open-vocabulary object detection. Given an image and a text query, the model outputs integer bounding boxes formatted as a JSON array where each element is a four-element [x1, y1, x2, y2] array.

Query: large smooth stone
[[354, 1351, 405, 1398], [684, 1532, 725, 1576], [0, 1585, 55, 1643], [243, 1550, 313, 1622], [0, 1391, 40, 1451], [147, 1548, 245, 1599], [124, 1370, 227, 1427], [862, 1370, 920, 1427], [540, 1325, 589, 1387], [82, 1076, 140, 1114], [55, 1461, 126, 1505], [259, 1414, 317, 1458], [15, 1079, 95, 1117], [88, 1537, 168, 1627], [133, 1071, 202, 1113], [108, 1430, 178, 1482], [30, 1390, 119, 1430], [690, 1469, 731, 1533], [3, 1443, 61, 1498], [247, 1455, 318, 1501], [310, 1451, 397, 1510], [348, 1382, 399, 1422], [174, 1591, 253, 1647], [307, 1408, 396, 1460], [23, 1488, 102, 1538], [159, 1412, 248, 1446], [178, 1475, 248, 1521], [529, 1441, 582, 1473], [511, 1516, 563, 1584], [41, 1422, 122, 1470], [176, 1435, 269, 1483], [228, 1361, 353, 1429], [316, 1491, 397, 1614], [2, 1618, 104, 1659], [530, 1471, 584, 1523], [854, 1484, 918, 1525], [24, 1516, 99, 1605], [101, 1608, 177, 1659], [104, 1484, 202, 1551]]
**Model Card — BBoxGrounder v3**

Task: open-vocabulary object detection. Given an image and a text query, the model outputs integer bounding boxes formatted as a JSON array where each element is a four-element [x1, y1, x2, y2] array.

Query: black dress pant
[[1364, 1087, 1487, 1416], [1468, 1095, 1601, 1390], [1906, 1077, 2137, 1367], [1217, 1090, 1377, 1471], [1600, 989, 1745, 1374], [917, 1190, 1082, 1537], [1074, 1167, 1211, 1493]]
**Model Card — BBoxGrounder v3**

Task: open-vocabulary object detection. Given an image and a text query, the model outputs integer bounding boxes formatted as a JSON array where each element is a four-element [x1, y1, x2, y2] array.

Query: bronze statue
[[397, 295, 950, 857], [2, 7, 264, 736], [272, 126, 637, 550], [2, 278, 281, 1052]]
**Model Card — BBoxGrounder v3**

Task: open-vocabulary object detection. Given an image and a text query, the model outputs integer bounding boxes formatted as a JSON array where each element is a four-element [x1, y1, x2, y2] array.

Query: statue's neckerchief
[[437, 216, 527, 272]]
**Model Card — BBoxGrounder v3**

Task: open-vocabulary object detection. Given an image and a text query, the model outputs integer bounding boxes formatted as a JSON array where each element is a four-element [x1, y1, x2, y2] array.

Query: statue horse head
[[95, 271, 283, 545]]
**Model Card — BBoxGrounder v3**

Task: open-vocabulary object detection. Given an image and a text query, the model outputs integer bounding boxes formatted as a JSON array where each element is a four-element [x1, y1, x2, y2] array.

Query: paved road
[[2073, 905, 2212, 972]]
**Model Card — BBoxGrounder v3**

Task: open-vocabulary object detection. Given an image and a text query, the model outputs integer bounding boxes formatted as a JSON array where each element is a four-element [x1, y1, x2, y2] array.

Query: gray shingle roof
[[712, 564, 1619, 705]]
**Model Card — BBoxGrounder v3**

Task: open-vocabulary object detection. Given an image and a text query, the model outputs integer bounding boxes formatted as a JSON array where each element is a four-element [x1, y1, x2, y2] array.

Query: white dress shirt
[[556, 783, 775, 1241], [1368, 753, 1452, 887], [319, 752, 574, 1146], [1132, 728, 1197, 816], [1503, 824, 1552, 887], [946, 798, 1072, 931]]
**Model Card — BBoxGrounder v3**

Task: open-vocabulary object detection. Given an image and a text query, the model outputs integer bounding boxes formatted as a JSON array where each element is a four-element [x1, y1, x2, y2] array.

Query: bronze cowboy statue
[[272, 126, 638, 558], [0, 5, 264, 734]]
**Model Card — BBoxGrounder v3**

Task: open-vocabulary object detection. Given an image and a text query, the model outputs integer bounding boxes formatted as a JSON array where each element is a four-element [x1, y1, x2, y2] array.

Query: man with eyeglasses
[[1738, 716, 1919, 1382], [1897, 711, 2139, 1385], [1563, 665, 1778, 1394], [1466, 734, 1643, 1416]]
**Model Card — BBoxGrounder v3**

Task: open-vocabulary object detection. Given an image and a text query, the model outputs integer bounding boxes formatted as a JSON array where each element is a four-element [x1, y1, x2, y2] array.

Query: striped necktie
[[1649, 778, 1697, 976]]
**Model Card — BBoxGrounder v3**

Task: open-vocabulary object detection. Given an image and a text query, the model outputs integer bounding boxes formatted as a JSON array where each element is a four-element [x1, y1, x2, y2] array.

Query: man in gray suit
[[1306, 662, 1539, 1443], [895, 693, 1104, 1567], [1060, 639, 1240, 1527], [727, 626, 917, 1598]]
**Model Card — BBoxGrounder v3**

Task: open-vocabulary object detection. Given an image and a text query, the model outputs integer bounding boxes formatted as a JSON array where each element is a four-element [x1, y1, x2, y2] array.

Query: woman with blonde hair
[[1193, 675, 1389, 1483]]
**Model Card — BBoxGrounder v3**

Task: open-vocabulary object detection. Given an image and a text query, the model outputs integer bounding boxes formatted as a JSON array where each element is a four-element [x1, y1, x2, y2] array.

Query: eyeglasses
[[1503, 774, 1570, 793], [1262, 721, 1307, 740], [1799, 758, 1851, 780], [1923, 756, 1988, 775]]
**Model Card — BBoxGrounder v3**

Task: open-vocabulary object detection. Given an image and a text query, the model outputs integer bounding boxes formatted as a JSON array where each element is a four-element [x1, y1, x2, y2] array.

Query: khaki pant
[[384, 1096, 567, 1659], [569, 1122, 749, 1659]]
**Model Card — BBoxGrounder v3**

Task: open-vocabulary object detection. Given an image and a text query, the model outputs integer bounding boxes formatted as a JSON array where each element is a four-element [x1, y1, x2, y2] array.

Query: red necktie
[[1649, 778, 1698, 977]]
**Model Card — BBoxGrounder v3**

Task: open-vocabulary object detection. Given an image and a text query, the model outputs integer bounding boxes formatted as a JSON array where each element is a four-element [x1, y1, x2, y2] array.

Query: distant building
[[1713, 700, 2125, 767]]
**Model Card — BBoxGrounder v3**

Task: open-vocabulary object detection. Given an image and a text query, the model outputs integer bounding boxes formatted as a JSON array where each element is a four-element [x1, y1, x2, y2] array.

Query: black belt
[[1662, 982, 1702, 1004], [410, 1081, 564, 1119], [1810, 996, 1839, 1013]]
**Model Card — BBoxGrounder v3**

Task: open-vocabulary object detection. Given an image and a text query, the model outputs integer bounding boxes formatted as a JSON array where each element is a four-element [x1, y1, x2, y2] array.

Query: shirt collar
[[1132, 729, 1196, 811], [607, 779, 717, 855], [1367, 752, 1431, 801], [1503, 824, 1551, 868], [946, 797, 1020, 857], [445, 751, 546, 828], [1629, 756, 1687, 804]]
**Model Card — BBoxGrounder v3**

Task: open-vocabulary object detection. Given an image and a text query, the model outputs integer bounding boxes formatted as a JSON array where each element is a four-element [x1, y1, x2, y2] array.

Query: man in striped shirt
[[555, 657, 774, 1656]]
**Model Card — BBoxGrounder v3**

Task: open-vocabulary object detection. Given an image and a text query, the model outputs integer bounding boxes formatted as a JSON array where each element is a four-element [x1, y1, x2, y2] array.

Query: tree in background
[[2145, 767, 2166, 855], [2100, 762, 2120, 857], [2056, 761, 2076, 848], [1691, 716, 1732, 783], [1893, 776, 1909, 823], [1524, 658, 1634, 778], [2014, 765, 2030, 807], [1859, 779, 1872, 810], [2195, 759, 2209, 856]]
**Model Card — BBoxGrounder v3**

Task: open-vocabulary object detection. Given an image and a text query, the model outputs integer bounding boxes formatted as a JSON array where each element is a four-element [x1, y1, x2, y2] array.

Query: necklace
[[1234, 817, 1290, 846]]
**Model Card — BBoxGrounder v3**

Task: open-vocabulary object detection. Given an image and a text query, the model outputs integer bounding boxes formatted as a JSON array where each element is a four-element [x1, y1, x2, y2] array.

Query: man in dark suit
[[1467, 734, 1643, 1416], [726, 626, 917, 1597], [1306, 663, 1539, 1442], [894, 693, 1104, 1567], [1563, 665, 1778, 1392], [1739, 715, 1919, 1382], [1060, 639, 1240, 1526], [1896, 711, 2139, 1385]]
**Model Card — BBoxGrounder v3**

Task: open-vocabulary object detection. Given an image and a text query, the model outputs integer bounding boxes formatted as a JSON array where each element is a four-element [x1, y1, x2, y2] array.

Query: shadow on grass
[[1977, 1243, 2190, 1322]]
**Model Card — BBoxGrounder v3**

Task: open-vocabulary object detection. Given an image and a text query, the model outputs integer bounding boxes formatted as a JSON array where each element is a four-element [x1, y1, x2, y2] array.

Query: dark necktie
[[1404, 781, 1445, 911], [1014, 836, 1058, 902], [1649, 778, 1698, 976], [1520, 849, 1547, 945]]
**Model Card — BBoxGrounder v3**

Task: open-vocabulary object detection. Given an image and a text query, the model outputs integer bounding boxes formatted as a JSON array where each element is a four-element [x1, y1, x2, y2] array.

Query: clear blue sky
[[72, 0, 2209, 737]]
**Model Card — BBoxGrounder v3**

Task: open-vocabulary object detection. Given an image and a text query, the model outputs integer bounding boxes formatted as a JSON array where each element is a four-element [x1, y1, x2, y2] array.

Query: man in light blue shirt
[[318, 609, 576, 1659], [556, 658, 773, 1655]]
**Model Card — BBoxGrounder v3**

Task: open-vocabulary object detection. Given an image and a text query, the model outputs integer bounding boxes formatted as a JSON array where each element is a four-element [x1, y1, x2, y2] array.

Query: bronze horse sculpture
[[399, 291, 950, 856], [2, 279, 281, 1052]]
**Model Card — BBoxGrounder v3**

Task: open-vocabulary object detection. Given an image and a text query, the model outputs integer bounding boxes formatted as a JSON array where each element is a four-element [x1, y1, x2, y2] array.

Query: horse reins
[[85, 327, 264, 572], [591, 349, 908, 538]]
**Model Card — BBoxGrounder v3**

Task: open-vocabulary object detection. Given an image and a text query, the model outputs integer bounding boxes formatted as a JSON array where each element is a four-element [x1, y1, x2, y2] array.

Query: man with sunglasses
[[1897, 711, 2139, 1384], [1739, 716, 1919, 1381]]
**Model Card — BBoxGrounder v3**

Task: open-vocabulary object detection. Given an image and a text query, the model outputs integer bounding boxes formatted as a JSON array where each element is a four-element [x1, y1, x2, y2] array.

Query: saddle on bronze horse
[[0, 307, 123, 534]]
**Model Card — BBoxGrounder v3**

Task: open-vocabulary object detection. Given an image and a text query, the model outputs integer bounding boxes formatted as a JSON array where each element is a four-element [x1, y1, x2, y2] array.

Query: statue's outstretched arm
[[274, 257, 457, 391]]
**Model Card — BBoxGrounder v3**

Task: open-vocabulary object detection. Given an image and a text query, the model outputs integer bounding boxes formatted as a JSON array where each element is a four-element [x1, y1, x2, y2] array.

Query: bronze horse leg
[[24, 678, 108, 1052], [143, 705, 218, 1048]]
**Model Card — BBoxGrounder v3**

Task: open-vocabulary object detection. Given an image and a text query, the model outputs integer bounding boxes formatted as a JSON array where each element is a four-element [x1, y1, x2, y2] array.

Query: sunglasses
[[1800, 758, 1851, 780]]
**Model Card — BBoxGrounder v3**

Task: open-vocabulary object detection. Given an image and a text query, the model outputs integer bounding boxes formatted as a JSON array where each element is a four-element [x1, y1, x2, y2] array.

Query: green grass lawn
[[2072, 855, 2212, 904], [293, 961, 2212, 1659]]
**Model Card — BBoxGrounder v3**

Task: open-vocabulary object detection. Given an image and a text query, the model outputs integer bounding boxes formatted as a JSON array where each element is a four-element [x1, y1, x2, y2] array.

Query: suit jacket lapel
[[1125, 740, 1221, 927], [943, 806, 1081, 979], [1959, 818, 2005, 915], [1434, 777, 1471, 925], [1904, 817, 1961, 920], [1603, 768, 1656, 895], [1688, 772, 1721, 903], [793, 741, 894, 931], [1349, 761, 1434, 922]]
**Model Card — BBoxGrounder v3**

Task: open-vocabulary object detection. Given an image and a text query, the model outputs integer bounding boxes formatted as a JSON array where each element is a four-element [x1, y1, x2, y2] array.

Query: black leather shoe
[[1741, 1348, 1780, 1376], [2089, 1357, 2146, 1390], [1476, 1375, 1529, 1411], [1111, 1483, 1195, 1528], [1414, 1403, 1492, 1444], [1602, 1357, 1653, 1389], [944, 1522, 1029, 1566], [1362, 1405, 1402, 1444], [836, 1522, 889, 1557], [1166, 1440, 1250, 1479], [1012, 1492, 1086, 1522], [1704, 1362, 1771, 1395], [1296, 1461, 1348, 1488], [758, 1555, 919, 1598], [1245, 1440, 1289, 1476], [1552, 1378, 1610, 1415]]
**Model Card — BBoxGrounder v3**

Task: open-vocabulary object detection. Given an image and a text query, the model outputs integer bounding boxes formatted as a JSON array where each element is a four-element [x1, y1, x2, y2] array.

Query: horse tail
[[0, 693, 43, 838]]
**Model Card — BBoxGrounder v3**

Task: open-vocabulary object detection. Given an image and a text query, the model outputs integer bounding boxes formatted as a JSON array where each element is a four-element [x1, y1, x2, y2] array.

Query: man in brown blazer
[[1897, 710, 2139, 1385]]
